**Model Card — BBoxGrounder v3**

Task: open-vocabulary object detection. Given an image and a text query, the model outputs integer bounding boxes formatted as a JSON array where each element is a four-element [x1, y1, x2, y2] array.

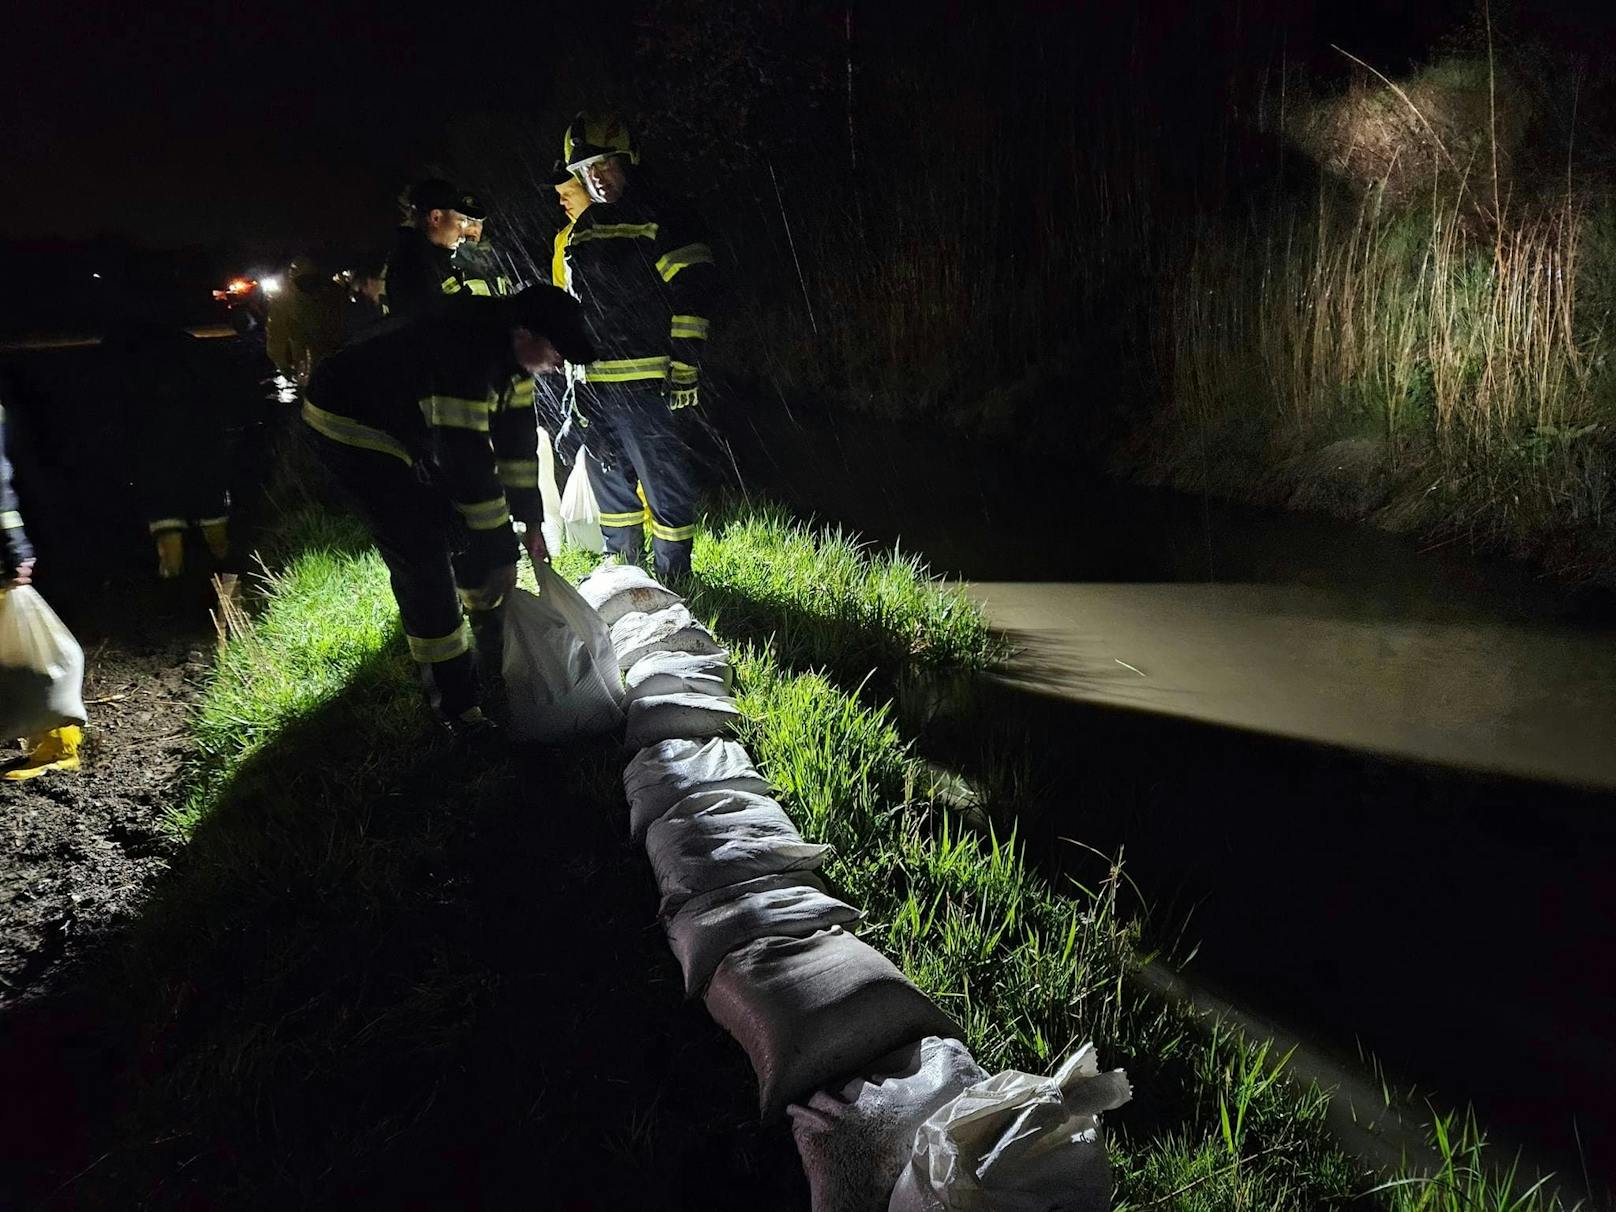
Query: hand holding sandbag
[[0, 586, 87, 741]]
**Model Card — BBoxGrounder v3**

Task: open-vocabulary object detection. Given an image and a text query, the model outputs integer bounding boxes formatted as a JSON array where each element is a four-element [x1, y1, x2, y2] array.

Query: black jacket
[[381, 227, 464, 321], [303, 299, 542, 566], [0, 402, 32, 580], [454, 239, 516, 298]]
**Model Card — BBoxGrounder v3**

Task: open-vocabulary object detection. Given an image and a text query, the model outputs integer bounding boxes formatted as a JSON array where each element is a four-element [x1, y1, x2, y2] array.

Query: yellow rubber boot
[[156, 532, 185, 579], [4, 726, 83, 781], [201, 519, 230, 562]]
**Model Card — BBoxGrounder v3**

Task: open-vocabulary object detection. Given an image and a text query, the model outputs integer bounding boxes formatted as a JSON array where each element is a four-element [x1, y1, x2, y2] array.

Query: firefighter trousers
[[310, 435, 498, 721], [580, 386, 700, 580]]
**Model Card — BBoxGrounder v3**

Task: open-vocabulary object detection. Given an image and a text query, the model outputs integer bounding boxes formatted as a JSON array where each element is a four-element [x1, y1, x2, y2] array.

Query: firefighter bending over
[[301, 287, 594, 734], [561, 113, 716, 581]]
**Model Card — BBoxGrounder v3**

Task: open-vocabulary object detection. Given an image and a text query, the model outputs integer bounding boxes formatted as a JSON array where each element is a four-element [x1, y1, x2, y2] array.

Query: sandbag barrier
[[577, 562, 1132, 1211]]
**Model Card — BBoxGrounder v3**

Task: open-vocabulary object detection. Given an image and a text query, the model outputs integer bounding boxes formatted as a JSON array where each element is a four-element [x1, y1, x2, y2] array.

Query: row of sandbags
[[576, 562, 1131, 1211]]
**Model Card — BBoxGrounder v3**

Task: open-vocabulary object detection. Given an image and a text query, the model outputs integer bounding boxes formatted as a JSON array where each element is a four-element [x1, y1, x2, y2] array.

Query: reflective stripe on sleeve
[[670, 314, 709, 339], [420, 395, 492, 431], [506, 377, 536, 408], [571, 223, 659, 244], [464, 279, 492, 296], [441, 276, 463, 294], [669, 360, 699, 387], [655, 243, 714, 282], [302, 400, 414, 465], [584, 356, 670, 384], [0, 510, 23, 530], [406, 621, 471, 663], [496, 459, 539, 489], [453, 496, 511, 531]]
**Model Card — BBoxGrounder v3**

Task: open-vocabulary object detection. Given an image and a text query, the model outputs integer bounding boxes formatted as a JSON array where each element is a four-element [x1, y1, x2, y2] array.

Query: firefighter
[[301, 286, 594, 734], [539, 170, 594, 464], [455, 193, 516, 298], [560, 113, 716, 581], [1, 400, 82, 780], [380, 179, 479, 320], [265, 255, 347, 383]]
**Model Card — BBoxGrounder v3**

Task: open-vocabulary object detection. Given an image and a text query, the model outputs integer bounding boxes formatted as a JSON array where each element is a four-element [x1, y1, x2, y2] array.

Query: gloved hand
[[523, 524, 550, 565], [669, 384, 699, 411], [470, 562, 518, 611], [3, 558, 34, 589]]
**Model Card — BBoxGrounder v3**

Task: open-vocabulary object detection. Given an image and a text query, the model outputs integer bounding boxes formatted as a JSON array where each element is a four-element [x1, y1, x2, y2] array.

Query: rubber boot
[[201, 519, 230, 563], [4, 726, 83, 781], [605, 524, 647, 568], [156, 532, 185, 579]]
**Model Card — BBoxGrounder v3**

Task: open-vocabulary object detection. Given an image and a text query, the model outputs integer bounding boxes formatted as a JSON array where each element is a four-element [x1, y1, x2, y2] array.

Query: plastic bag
[[577, 562, 680, 627], [705, 927, 962, 1121], [624, 691, 741, 751], [888, 1044, 1132, 1212], [0, 587, 87, 741], [788, 1036, 987, 1212], [535, 425, 565, 557], [667, 872, 862, 998], [501, 564, 624, 742], [610, 603, 723, 673], [559, 452, 605, 553], [624, 736, 768, 840], [624, 649, 733, 708], [646, 788, 831, 914]]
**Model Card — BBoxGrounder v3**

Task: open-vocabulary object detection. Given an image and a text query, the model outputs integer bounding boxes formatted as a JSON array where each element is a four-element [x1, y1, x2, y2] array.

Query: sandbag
[[535, 425, 565, 557], [646, 789, 830, 914], [577, 562, 681, 627], [623, 692, 741, 752], [666, 872, 862, 998], [502, 565, 624, 742], [0, 587, 87, 741], [559, 453, 605, 553], [610, 603, 723, 673], [624, 737, 768, 841], [788, 1037, 988, 1212], [889, 1044, 1132, 1212], [704, 927, 962, 1121], [624, 649, 733, 707]]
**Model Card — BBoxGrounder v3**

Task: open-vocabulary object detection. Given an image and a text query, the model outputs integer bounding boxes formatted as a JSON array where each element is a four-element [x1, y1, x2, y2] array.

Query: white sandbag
[[559, 453, 605, 553], [577, 561, 681, 627], [624, 649, 733, 707], [623, 691, 740, 751], [0, 587, 87, 741], [705, 927, 962, 1121], [624, 737, 768, 841], [646, 789, 830, 914], [502, 566, 624, 742], [535, 425, 565, 557], [889, 1044, 1132, 1212], [788, 1036, 988, 1212], [666, 873, 863, 998], [610, 603, 723, 673]]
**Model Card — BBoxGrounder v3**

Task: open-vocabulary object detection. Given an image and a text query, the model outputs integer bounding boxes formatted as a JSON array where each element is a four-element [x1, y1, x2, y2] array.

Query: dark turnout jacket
[[0, 402, 32, 580], [381, 227, 465, 321], [302, 299, 542, 566]]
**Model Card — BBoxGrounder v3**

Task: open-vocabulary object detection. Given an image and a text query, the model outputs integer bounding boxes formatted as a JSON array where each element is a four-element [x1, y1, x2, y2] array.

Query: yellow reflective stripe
[[599, 509, 648, 527], [650, 520, 696, 542], [197, 515, 230, 528], [496, 459, 539, 488], [464, 279, 492, 296], [669, 360, 699, 387], [553, 222, 575, 290], [584, 356, 670, 383], [441, 276, 463, 294], [302, 400, 413, 465], [406, 621, 471, 663], [656, 243, 714, 282], [420, 395, 492, 431], [571, 222, 659, 244], [0, 510, 23, 529], [670, 314, 709, 339], [505, 377, 536, 408], [147, 517, 186, 535], [453, 496, 511, 531]]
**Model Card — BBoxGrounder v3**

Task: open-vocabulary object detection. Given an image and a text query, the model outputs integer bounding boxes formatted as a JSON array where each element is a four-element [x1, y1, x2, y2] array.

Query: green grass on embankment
[[70, 501, 1581, 1209]]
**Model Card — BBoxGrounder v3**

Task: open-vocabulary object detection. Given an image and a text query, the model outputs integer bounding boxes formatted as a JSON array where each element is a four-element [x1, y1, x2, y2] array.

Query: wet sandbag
[[624, 737, 769, 841], [666, 872, 862, 998], [624, 692, 741, 752], [0, 587, 87, 740], [624, 649, 733, 707], [788, 1036, 987, 1212], [610, 603, 723, 673], [577, 561, 680, 627], [705, 927, 962, 1121], [646, 789, 830, 915]]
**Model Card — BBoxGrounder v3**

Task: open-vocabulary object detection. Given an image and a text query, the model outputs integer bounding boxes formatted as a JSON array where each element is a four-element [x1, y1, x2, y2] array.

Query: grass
[[37, 498, 1587, 1209]]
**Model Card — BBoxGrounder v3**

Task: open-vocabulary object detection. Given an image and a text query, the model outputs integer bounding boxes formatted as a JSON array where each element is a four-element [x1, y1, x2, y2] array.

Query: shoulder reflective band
[[570, 222, 659, 245], [0, 510, 23, 530], [441, 276, 463, 294], [584, 356, 670, 384], [599, 508, 648, 527], [420, 395, 493, 431], [497, 459, 539, 489], [406, 620, 471, 664], [655, 243, 714, 282], [464, 279, 492, 296], [650, 519, 696, 542], [147, 517, 187, 535], [453, 496, 511, 531], [302, 400, 414, 465], [670, 314, 709, 339], [669, 360, 699, 387]]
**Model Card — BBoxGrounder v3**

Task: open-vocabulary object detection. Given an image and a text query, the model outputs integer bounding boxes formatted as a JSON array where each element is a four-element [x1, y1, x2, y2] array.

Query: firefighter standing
[[301, 287, 594, 732], [381, 179, 479, 320], [265, 256, 347, 383], [560, 113, 716, 580], [455, 194, 517, 298]]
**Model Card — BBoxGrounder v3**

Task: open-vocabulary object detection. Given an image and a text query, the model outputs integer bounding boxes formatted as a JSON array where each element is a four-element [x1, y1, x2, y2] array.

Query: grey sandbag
[[787, 1036, 987, 1212], [646, 789, 830, 915], [623, 691, 741, 751], [610, 603, 723, 673], [704, 927, 962, 1121], [577, 561, 680, 626], [624, 737, 769, 841], [501, 566, 624, 742], [624, 649, 733, 707], [665, 872, 862, 997]]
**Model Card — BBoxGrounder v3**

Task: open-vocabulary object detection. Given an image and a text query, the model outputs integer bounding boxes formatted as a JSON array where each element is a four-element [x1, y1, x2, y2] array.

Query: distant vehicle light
[[91, 272, 102, 279], [259, 275, 283, 296]]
